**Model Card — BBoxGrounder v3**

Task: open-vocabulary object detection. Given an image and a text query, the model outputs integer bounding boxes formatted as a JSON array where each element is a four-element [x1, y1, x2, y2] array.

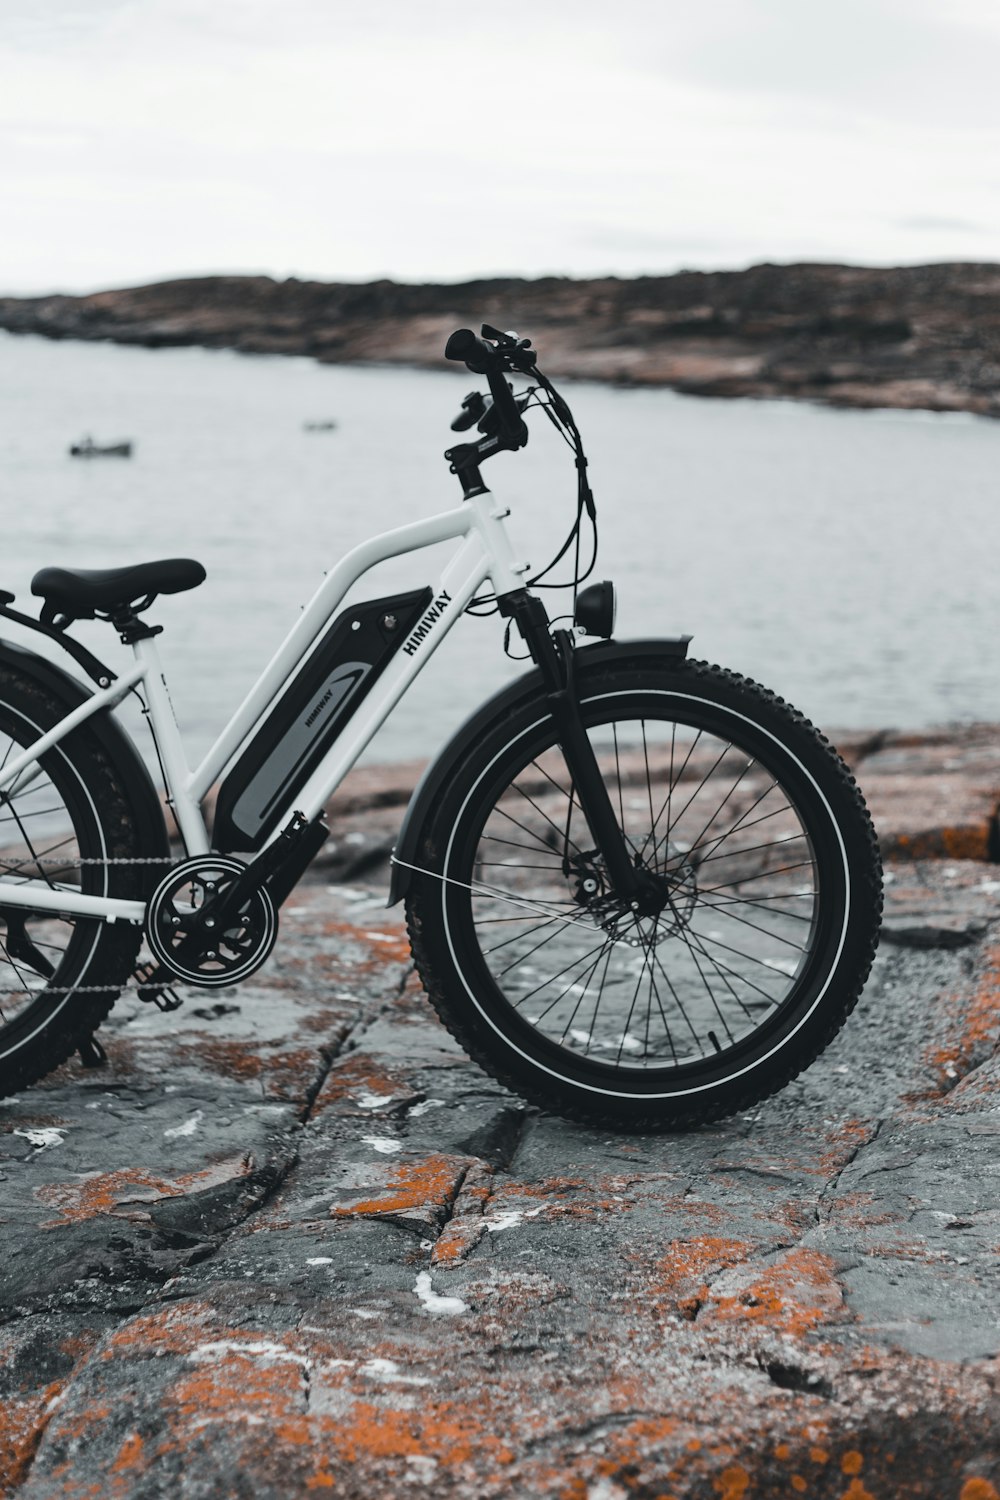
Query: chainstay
[[0, 856, 178, 999]]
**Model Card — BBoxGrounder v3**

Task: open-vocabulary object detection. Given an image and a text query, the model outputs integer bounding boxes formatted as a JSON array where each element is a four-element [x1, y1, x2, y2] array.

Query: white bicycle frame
[[0, 487, 531, 926]]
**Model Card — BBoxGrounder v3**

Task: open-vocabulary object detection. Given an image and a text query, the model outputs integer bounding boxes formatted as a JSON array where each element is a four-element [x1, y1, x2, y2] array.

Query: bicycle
[[0, 324, 881, 1128]]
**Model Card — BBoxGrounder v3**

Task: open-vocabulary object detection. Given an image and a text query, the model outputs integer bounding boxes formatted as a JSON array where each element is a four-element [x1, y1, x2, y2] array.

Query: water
[[2, 330, 999, 772]]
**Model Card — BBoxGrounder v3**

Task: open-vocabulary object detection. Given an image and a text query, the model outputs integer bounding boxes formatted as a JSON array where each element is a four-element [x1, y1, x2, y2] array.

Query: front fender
[[387, 635, 690, 905]]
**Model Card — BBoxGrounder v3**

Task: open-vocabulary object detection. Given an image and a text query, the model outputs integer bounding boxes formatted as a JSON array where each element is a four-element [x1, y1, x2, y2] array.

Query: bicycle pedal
[[133, 962, 184, 1012], [77, 1034, 108, 1069]]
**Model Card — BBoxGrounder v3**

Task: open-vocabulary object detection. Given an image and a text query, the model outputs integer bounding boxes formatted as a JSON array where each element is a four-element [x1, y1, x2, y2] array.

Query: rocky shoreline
[[3, 726, 1000, 1497], [3, 262, 1000, 417]]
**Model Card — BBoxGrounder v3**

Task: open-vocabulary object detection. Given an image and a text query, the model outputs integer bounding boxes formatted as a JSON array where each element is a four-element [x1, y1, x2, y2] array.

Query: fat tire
[[406, 654, 882, 1130], [0, 666, 146, 1098]]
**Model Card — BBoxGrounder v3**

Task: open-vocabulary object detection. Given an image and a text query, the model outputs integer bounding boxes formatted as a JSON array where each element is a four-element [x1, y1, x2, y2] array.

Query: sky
[[3, 0, 1000, 294]]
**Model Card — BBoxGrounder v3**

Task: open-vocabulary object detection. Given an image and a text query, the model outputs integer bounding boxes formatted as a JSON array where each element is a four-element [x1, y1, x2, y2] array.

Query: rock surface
[[3, 729, 1000, 1497], [3, 263, 1000, 417]]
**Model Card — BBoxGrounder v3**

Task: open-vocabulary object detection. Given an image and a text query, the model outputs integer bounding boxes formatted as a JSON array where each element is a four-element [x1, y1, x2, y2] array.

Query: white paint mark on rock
[[362, 1135, 402, 1154], [13, 1127, 66, 1150], [355, 1091, 394, 1111], [163, 1110, 204, 1140], [190, 1340, 310, 1367], [405, 1455, 439, 1483], [306, 1257, 334, 1266], [414, 1272, 467, 1316], [483, 1206, 544, 1234], [587, 1479, 629, 1500], [359, 1357, 431, 1386], [409, 1098, 446, 1117]]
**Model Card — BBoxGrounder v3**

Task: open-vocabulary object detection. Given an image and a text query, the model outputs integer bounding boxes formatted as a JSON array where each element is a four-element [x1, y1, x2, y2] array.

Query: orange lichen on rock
[[314, 916, 412, 968], [960, 1481, 1000, 1500], [0, 1383, 63, 1494], [313, 1053, 419, 1115], [174, 1037, 321, 1094], [713, 1465, 751, 1499], [887, 826, 989, 861], [331, 1152, 469, 1223], [700, 1247, 845, 1339], [653, 1236, 752, 1320], [927, 943, 1000, 1091], [819, 1119, 875, 1175], [432, 1161, 493, 1264], [101, 1302, 222, 1361], [838, 1480, 876, 1500], [36, 1157, 253, 1225], [326, 1399, 514, 1470], [109, 1431, 144, 1475]]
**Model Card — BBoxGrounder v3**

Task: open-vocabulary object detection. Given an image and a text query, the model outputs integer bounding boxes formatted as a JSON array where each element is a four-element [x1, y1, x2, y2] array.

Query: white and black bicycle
[[0, 325, 881, 1127]]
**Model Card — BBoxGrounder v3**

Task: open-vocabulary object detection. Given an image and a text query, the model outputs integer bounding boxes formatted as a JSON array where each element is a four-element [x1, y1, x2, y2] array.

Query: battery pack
[[212, 587, 432, 852]]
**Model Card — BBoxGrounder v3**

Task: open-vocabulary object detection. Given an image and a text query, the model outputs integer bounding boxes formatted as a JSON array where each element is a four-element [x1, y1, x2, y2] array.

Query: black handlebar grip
[[444, 328, 499, 374]]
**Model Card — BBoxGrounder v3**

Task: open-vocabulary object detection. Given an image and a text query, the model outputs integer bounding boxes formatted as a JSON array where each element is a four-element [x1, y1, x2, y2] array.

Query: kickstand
[[77, 1034, 108, 1069]]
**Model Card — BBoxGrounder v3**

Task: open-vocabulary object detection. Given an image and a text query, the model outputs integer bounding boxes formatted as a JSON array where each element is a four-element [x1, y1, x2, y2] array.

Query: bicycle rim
[[439, 687, 850, 1098]]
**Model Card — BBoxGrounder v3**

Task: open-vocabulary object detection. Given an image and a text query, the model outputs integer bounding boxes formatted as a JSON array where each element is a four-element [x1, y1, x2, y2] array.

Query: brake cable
[[465, 371, 599, 640]]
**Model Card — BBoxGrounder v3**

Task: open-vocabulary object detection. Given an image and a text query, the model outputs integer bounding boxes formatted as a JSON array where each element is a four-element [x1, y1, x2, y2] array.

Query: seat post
[[130, 633, 210, 858]]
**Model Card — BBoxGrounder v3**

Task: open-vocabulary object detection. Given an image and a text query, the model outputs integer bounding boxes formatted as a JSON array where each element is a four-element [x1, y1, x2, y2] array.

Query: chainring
[[145, 855, 278, 988]]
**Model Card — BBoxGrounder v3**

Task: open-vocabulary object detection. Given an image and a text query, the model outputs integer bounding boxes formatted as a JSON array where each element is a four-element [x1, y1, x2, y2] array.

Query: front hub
[[569, 848, 697, 946]]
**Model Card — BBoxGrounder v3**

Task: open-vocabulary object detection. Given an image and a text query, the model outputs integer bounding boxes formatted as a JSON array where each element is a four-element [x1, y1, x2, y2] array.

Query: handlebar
[[444, 325, 535, 459], [442, 324, 595, 550], [444, 328, 499, 374]]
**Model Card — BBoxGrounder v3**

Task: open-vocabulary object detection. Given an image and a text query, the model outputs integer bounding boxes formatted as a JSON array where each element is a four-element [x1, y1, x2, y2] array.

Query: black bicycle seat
[[31, 559, 206, 620]]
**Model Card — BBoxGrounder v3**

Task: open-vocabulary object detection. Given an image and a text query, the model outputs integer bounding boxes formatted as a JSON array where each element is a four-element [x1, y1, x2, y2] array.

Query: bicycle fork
[[499, 590, 658, 912]]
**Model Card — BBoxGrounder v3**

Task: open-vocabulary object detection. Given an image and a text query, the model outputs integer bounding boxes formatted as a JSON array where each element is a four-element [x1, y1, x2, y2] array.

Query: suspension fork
[[499, 591, 650, 907]]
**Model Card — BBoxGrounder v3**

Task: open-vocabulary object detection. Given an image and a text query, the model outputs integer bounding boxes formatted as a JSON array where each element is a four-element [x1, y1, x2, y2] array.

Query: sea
[[2, 329, 999, 770]]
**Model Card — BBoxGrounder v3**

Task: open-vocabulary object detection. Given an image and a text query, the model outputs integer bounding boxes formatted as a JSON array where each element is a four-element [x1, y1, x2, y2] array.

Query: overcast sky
[[4, 0, 1000, 294]]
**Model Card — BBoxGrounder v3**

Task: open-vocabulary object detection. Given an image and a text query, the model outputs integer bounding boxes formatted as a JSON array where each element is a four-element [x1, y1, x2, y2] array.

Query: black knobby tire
[[406, 654, 882, 1129], [0, 666, 146, 1097]]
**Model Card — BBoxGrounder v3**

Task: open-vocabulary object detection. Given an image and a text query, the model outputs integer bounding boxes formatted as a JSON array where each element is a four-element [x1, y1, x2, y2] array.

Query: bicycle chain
[[10, 856, 176, 866], [1, 855, 179, 1001]]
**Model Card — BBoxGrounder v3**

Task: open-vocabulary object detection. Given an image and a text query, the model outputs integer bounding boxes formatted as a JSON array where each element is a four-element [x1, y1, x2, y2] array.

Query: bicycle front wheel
[[406, 654, 882, 1129]]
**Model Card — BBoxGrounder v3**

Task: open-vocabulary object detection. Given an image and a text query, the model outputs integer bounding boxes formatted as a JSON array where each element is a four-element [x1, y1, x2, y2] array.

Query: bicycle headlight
[[574, 580, 616, 639]]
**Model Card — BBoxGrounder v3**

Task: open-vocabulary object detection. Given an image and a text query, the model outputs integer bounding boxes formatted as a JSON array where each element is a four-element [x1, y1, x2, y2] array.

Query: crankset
[[145, 855, 278, 988]]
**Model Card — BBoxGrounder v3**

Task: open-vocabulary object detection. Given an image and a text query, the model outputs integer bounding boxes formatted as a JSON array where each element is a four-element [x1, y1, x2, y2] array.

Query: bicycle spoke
[[693, 900, 810, 952], [483, 914, 561, 957], [495, 919, 568, 977], [510, 781, 587, 860], [459, 696, 839, 1083], [696, 861, 816, 894]]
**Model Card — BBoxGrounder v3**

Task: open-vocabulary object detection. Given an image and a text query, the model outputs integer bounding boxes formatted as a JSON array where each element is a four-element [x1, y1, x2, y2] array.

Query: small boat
[[69, 436, 133, 458], [303, 420, 337, 432]]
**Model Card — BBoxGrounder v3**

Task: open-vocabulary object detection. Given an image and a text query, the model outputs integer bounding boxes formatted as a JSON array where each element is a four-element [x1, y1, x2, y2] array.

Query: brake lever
[[481, 324, 537, 373], [450, 390, 487, 432]]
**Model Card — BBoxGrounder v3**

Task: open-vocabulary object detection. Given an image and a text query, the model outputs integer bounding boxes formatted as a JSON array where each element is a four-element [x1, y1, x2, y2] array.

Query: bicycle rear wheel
[[0, 666, 146, 1097], [406, 654, 881, 1129]]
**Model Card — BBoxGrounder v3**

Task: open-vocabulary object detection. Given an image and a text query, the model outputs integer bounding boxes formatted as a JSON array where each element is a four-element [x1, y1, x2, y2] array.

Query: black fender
[[0, 637, 171, 891], [387, 635, 690, 906]]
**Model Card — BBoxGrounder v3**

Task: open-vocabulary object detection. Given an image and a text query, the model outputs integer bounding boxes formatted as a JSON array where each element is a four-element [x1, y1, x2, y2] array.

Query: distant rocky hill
[[3, 262, 1000, 416]]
